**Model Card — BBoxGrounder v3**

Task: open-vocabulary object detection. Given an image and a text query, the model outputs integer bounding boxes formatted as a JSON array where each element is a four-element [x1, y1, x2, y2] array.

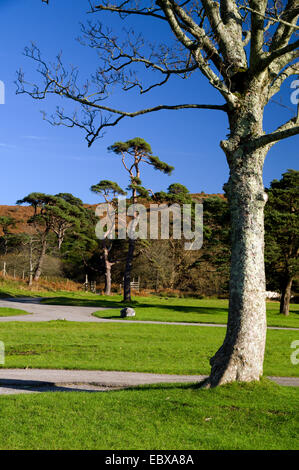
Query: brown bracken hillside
[[0, 193, 225, 235]]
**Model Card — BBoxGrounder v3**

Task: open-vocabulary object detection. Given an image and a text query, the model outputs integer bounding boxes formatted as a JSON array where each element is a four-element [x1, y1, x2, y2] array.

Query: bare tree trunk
[[58, 234, 63, 251], [28, 238, 34, 286], [208, 149, 267, 386], [123, 238, 135, 302], [206, 93, 268, 386], [34, 234, 48, 282], [280, 277, 292, 316], [123, 186, 137, 302], [103, 242, 112, 296]]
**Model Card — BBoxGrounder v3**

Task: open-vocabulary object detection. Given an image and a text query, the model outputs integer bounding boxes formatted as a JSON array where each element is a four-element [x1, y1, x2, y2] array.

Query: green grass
[[0, 307, 30, 317], [1, 280, 297, 451], [1, 279, 297, 328], [0, 321, 298, 376], [0, 380, 298, 449], [40, 293, 298, 328], [92, 297, 299, 328]]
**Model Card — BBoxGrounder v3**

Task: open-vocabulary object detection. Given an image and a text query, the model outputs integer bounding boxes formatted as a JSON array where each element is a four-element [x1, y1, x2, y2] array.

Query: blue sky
[[0, 0, 298, 205]]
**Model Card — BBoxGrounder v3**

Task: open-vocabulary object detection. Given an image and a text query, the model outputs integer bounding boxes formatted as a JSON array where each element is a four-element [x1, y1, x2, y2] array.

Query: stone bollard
[[120, 307, 136, 318]]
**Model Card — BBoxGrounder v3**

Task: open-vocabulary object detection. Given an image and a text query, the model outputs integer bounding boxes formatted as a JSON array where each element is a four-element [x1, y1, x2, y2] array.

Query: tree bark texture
[[280, 277, 292, 316], [207, 90, 269, 386], [123, 238, 135, 302], [34, 233, 48, 282], [103, 242, 112, 296]]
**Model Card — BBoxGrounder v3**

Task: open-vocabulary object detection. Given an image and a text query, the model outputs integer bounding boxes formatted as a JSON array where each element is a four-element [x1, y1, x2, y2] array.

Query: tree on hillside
[[140, 183, 195, 290], [0, 216, 17, 256], [200, 196, 231, 287], [59, 207, 99, 283], [265, 169, 299, 316], [155, 183, 193, 204], [91, 180, 127, 295], [17, 193, 85, 281], [17, 1, 299, 386], [52, 193, 87, 250], [108, 138, 173, 301]]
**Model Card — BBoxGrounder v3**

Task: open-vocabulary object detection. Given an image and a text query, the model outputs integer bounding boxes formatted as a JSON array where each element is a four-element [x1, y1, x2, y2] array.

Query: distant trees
[[265, 170, 299, 316], [139, 183, 193, 291], [108, 138, 173, 302], [17, 193, 87, 282], [2, 169, 297, 307], [54, 193, 87, 250], [200, 196, 231, 291]]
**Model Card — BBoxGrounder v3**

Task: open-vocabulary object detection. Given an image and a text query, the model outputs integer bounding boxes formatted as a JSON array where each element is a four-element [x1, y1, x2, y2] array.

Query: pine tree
[[91, 180, 126, 295], [265, 170, 299, 316], [108, 138, 173, 302]]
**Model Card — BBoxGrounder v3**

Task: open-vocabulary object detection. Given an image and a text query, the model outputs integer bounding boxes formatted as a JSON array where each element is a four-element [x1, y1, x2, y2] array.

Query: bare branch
[[202, 0, 247, 70], [80, 22, 198, 95], [248, 1, 267, 66], [241, 3, 299, 31], [252, 104, 299, 149], [259, 37, 299, 71], [94, 1, 167, 21], [167, 0, 226, 77], [268, 59, 299, 99], [270, 0, 299, 51]]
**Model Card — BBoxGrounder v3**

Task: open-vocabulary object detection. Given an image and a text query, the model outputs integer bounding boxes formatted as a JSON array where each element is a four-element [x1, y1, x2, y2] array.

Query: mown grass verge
[[0, 307, 30, 317], [0, 380, 298, 450], [0, 321, 298, 377]]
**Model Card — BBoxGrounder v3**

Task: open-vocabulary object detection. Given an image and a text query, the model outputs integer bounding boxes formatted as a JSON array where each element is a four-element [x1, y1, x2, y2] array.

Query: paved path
[[0, 369, 298, 395], [0, 298, 298, 330]]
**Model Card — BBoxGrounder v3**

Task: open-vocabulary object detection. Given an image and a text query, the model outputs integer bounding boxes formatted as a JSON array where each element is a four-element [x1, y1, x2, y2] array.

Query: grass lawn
[[0, 321, 298, 377], [0, 380, 298, 450], [0, 307, 30, 317], [1, 279, 297, 327], [41, 293, 298, 328], [92, 297, 299, 328]]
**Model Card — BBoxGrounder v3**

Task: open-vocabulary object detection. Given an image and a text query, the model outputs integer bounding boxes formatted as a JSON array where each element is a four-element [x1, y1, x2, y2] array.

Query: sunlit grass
[[0, 321, 297, 377], [0, 380, 298, 450]]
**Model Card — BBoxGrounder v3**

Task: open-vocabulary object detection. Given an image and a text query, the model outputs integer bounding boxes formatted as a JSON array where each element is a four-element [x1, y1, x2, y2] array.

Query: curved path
[[0, 369, 298, 395], [0, 298, 298, 330]]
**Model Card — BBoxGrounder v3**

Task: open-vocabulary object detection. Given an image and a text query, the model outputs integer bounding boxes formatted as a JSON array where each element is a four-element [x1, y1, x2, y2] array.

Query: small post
[[85, 274, 89, 292], [3, 262, 6, 278]]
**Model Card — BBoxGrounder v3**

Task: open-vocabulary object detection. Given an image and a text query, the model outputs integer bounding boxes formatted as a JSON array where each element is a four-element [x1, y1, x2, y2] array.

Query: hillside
[[0, 193, 225, 235]]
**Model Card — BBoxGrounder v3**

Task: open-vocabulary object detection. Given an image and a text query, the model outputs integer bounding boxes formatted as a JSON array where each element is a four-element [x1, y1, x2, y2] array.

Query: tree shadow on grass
[[0, 379, 203, 395], [41, 296, 229, 315], [0, 379, 123, 394]]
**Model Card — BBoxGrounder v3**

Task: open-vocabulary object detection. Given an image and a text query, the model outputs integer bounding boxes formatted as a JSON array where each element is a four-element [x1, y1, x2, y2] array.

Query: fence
[[83, 275, 97, 293], [1, 262, 26, 280], [130, 277, 140, 292]]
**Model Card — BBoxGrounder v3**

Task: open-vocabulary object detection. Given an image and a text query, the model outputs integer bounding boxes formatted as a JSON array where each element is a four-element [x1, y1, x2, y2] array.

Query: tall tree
[[108, 138, 173, 301], [265, 169, 299, 316], [17, 1, 299, 386], [91, 180, 126, 295]]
